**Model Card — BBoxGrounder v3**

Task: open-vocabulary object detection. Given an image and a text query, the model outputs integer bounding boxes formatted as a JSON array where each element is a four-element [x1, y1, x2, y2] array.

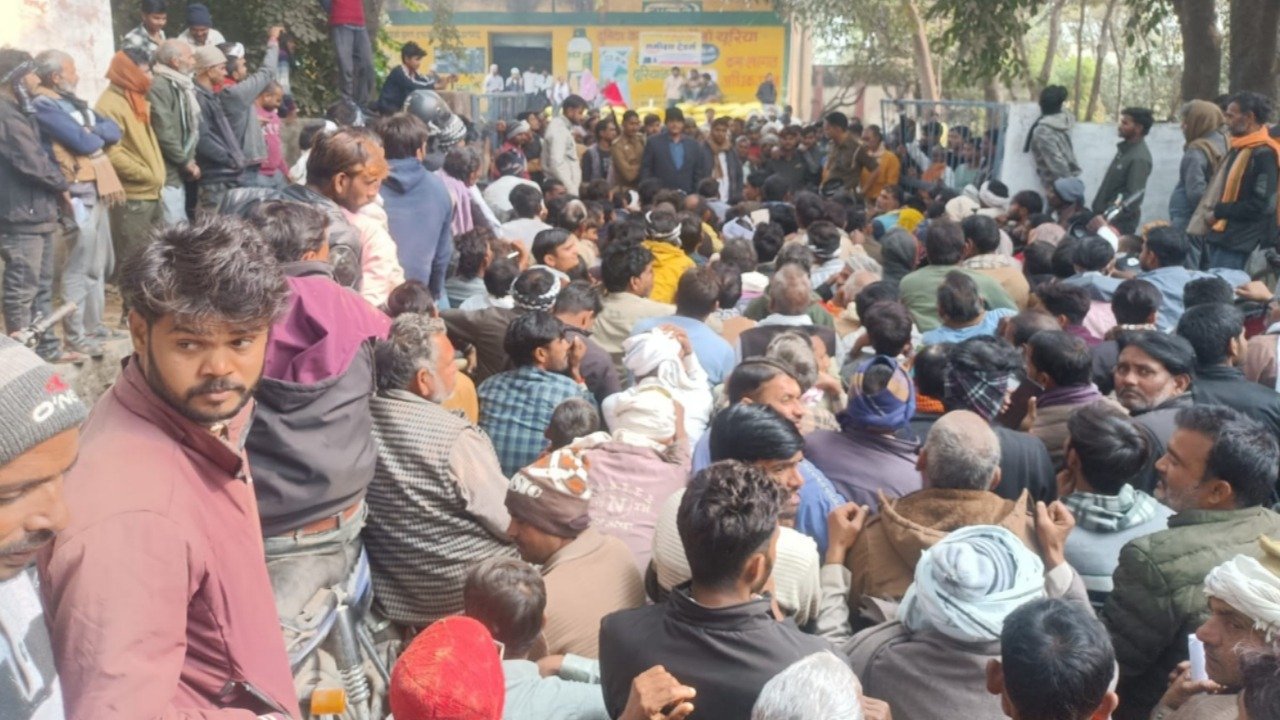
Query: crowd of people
[[4, 5, 1280, 720]]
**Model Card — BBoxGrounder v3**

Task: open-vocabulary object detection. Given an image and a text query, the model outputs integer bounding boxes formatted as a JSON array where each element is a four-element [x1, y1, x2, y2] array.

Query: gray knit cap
[[0, 336, 88, 466]]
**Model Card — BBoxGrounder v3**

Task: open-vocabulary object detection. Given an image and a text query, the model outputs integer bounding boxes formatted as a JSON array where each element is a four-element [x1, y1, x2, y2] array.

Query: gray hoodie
[[1028, 111, 1082, 189]]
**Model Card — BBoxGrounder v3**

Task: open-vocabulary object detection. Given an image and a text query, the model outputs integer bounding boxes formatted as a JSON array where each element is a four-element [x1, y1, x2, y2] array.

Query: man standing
[[328, 0, 375, 105], [545, 94, 586, 196], [0, 336, 85, 718], [1202, 91, 1280, 270], [580, 119, 616, 185], [478, 311, 594, 476], [38, 218, 300, 718], [1091, 106, 1154, 235], [367, 313, 518, 630], [253, 82, 288, 187], [31, 50, 124, 358], [1024, 84, 1081, 190], [755, 72, 777, 106], [191, 45, 244, 216], [120, 0, 168, 62], [859, 124, 899, 205], [663, 67, 683, 109], [96, 49, 165, 270], [640, 107, 710, 194], [1103, 405, 1280, 720], [378, 113, 454, 302], [218, 27, 281, 187], [0, 50, 68, 363], [821, 111, 876, 195], [149, 40, 200, 224], [177, 3, 226, 48], [609, 109, 645, 190], [762, 126, 806, 194]]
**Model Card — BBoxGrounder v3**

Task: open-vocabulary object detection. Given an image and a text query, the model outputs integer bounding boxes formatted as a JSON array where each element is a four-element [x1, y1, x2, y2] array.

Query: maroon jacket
[[38, 359, 300, 719]]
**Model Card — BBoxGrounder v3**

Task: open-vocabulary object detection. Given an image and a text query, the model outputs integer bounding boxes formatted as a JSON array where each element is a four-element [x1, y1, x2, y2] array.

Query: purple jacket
[[803, 428, 921, 511], [247, 272, 391, 536]]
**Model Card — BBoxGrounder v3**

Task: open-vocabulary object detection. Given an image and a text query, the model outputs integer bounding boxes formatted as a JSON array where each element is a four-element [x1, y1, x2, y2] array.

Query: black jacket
[[0, 94, 67, 233], [706, 144, 745, 201], [1130, 393, 1195, 494], [1209, 143, 1279, 254], [640, 132, 711, 194], [994, 426, 1057, 503], [194, 83, 245, 181], [375, 65, 434, 115], [1191, 364, 1280, 440], [599, 586, 834, 720]]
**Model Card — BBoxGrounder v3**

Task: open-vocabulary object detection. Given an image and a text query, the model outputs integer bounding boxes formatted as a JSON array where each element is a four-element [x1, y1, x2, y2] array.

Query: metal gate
[[879, 99, 1011, 183]]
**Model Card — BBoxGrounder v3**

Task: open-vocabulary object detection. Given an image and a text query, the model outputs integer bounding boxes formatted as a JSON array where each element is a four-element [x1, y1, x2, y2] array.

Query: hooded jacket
[[1027, 110, 1081, 188], [380, 156, 453, 301], [246, 272, 390, 536], [845, 488, 1038, 605], [642, 239, 695, 305], [1169, 101, 1227, 234]]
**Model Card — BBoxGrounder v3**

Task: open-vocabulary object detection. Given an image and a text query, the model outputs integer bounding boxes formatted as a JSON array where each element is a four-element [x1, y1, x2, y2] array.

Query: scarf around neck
[[1061, 485, 1160, 533], [1215, 127, 1280, 232], [106, 51, 152, 124], [153, 62, 200, 140]]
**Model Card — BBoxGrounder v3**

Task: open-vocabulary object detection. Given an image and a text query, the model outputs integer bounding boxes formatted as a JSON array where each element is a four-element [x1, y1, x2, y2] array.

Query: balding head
[[768, 265, 812, 316], [155, 39, 194, 74], [921, 410, 1001, 491]]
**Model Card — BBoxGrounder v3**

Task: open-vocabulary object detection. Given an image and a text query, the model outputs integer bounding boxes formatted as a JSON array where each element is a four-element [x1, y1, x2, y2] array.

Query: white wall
[[1, 0, 115, 102], [1001, 102, 1186, 223]]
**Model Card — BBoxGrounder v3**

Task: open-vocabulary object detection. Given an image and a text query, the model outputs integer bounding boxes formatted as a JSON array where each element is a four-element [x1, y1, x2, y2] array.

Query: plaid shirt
[[121, 25, 164, 61], [478, 365, 593, 477]]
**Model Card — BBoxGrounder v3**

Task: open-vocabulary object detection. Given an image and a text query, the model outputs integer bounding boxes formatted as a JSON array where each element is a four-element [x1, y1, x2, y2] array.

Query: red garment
[[390, 617, 504, 719], [329, 0, 365, 26], [38, 359, 300, 719], [256, 105, 288, 178]]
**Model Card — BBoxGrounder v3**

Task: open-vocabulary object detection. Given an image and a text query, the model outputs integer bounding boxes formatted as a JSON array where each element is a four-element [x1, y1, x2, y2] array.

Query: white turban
[[622, 329, 699, 390], [506, 120, 531, 140], [1204, 538, 1280, 641], [979, 181, 1010, 211], [608, 386, 677, 442], [901, 525, 1045, 644], [944, 195, 980, 223]]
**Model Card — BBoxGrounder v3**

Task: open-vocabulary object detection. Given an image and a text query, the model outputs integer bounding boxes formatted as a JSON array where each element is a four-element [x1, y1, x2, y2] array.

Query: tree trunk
[[1086, 0, 1119, 119], [903, 0, 939, 100], [1073, 0, 1086, 114], [1175, 0, 1222, 100], [1038, 0, 1069, 89], [1228, 0, 1280, 95]]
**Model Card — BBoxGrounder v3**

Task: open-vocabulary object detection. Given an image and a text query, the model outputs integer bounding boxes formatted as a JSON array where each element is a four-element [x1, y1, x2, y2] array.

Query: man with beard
[[31, 50, 124, 359], [0, 337, 85, 718], [37, 217, 300, 718], [1102, 405, 1280, 720], [1150, 537, 1280, 720], [1112, 331, 1196, 493]]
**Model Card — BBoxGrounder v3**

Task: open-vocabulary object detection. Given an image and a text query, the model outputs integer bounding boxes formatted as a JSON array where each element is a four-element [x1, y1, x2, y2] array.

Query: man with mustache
[[37, 217, 300, 719], [1112, 330, 1197, 494], [0, 336, 86, 718]]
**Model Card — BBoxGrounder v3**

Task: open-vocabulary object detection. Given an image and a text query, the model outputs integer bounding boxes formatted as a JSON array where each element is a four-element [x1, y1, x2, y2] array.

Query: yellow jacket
[[643, 239, 694, 305], [95, 86, 165, 200]]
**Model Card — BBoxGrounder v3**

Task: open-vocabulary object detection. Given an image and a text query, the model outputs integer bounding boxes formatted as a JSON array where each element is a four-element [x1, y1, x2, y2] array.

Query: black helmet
[[404, 90, 452, 132]]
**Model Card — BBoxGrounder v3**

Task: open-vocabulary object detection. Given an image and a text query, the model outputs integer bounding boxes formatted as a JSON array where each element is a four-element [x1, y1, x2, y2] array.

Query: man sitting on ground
[[988, 599, 1119, 720], [463, 557, 609, 719], [846, 410, 1045, 607], [632, 266, 736, 386], [1177, 302, 1280, 440], [600, 461, 837, 719], [898, 220, 1016, 332], [366, 313, 517, 631], [1149, 537, 1280, 720], [1103, 405, 1280, 720], [1056, 402, 1168, 609], [505, 446, 645, 658], [592, 241, 674, 380], [1023, 329, 1118, 469], [847, 522, 1086, 720], [1111, 331, 1196, 493], [478, 310, 593, 476]]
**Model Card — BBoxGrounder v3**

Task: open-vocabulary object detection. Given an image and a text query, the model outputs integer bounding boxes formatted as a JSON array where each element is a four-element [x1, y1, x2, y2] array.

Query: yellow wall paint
[[385, 24, 785, 106]]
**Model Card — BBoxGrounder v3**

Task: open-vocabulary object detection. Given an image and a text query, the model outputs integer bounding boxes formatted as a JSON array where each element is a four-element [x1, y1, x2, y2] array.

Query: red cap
[[389, 616, 505, 720]]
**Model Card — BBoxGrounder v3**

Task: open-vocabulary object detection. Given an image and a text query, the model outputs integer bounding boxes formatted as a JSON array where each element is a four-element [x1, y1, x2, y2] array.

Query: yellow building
[[386, 0, 789, 108]]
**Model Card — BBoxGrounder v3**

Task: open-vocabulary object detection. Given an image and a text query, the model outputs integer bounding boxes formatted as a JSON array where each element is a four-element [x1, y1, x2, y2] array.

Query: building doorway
[[490, 32, 554, 78]]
